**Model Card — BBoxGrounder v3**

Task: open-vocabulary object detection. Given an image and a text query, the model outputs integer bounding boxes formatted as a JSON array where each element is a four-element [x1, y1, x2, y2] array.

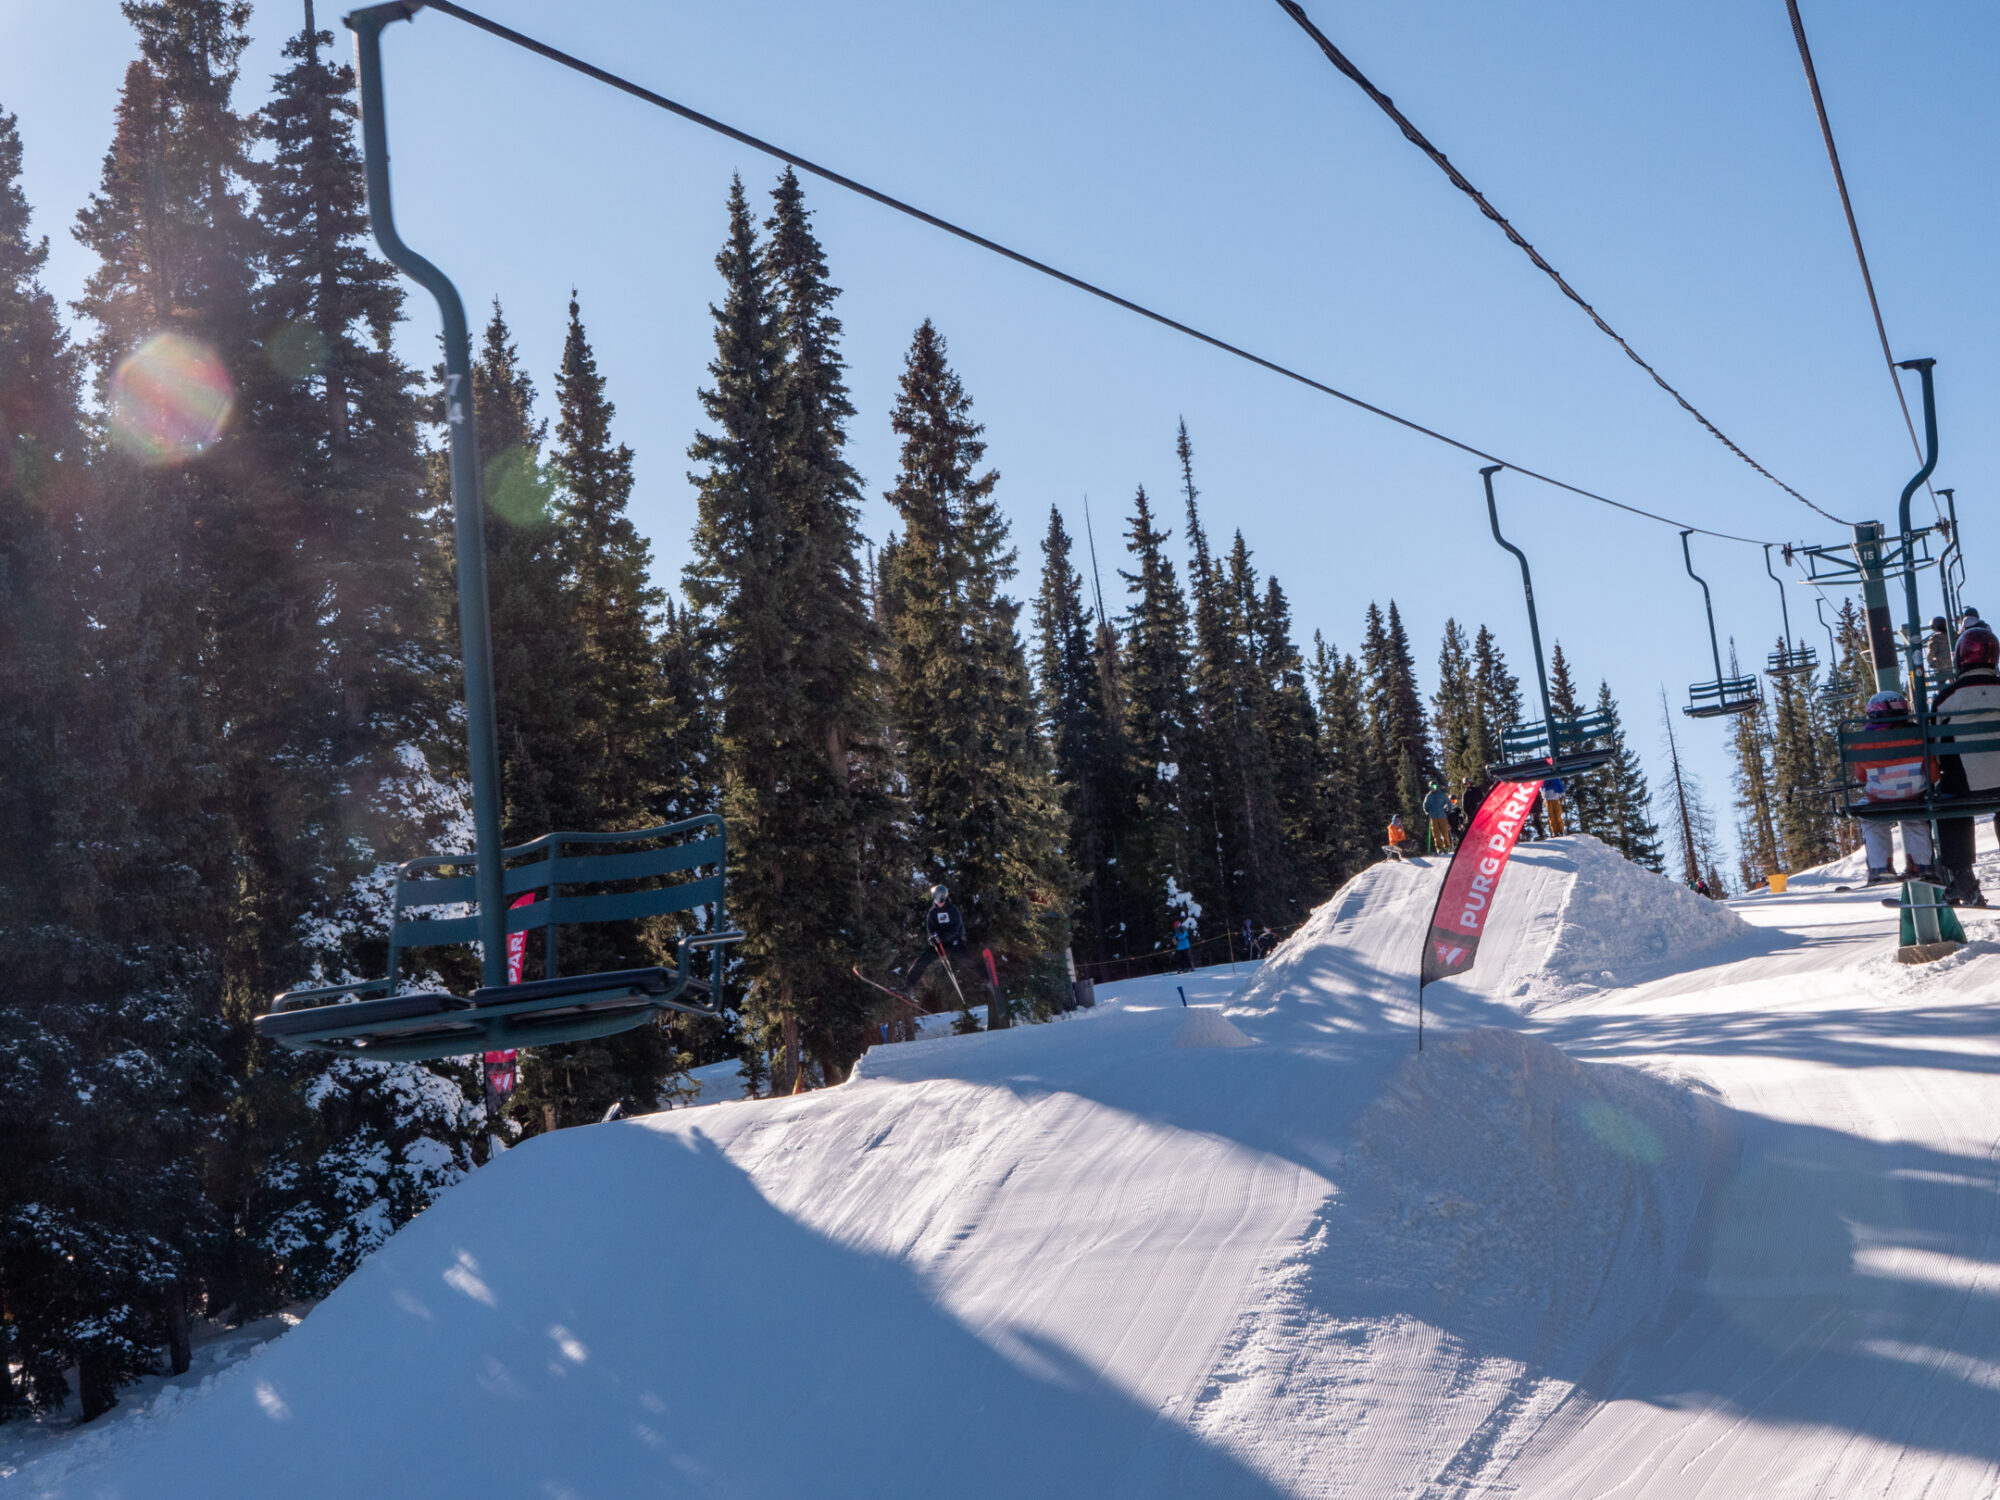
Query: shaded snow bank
[[1192, 1027, 1721, 1490]]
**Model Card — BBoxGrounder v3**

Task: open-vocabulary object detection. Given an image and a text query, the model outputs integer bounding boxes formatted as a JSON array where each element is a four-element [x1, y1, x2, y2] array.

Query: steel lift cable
[[373, 0, 1782, 548], [1270, 0, 1855, 530], [1782, 0, 1940, 523]]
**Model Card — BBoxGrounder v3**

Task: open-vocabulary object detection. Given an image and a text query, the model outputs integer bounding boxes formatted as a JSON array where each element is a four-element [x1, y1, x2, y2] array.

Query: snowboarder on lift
[[904, 884, 971, 989]]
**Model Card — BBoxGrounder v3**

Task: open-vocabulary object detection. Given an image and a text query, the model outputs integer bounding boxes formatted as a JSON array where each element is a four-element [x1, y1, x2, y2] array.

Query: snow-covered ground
[[12, 830, 2000, 1498]]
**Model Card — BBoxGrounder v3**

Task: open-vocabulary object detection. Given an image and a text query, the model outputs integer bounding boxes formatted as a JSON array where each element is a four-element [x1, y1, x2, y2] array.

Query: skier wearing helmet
[[903, 883, 971, 988], [1848, 690, 1938, 885], [1930, 623, 2000, 906]]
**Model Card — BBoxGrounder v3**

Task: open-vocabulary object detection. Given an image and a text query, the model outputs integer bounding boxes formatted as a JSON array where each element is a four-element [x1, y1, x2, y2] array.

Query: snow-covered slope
[[18, 830, 2000, 1498]]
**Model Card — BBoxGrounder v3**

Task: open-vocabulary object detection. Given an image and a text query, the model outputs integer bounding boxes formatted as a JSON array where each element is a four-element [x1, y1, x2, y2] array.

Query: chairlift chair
[[255, 819, 741, 1062], [1679, 530, 1761, 718], [1763, 544, 1818, 678], [1478, 467, 1620, 780], [254, 15, 743, 1063]]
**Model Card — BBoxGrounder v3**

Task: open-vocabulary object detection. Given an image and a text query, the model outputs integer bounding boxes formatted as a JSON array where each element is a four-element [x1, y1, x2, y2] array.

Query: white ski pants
[[1863, 818, 1933, 871]]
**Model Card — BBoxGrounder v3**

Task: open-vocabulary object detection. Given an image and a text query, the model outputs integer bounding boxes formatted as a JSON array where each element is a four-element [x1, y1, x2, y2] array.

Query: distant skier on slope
[[1848, 689, 1939, 886], [1931, 624, 2000, 906]]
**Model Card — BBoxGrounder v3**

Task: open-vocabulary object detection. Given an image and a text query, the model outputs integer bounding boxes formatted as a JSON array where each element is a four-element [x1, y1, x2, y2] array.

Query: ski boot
[[1865, 867, 1898, 887]]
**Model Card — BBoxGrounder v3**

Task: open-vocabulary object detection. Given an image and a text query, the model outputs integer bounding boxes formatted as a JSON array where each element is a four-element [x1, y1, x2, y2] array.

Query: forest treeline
[[0, 1, 1852, 1423]]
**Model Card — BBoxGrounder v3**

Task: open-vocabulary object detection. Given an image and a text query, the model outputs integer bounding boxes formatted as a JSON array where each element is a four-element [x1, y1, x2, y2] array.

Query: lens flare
[[109, 331, 234, 465]]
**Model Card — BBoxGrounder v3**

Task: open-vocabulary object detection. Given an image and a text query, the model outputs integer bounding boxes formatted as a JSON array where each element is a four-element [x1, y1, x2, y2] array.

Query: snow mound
[[1174, 1007, 1255, 1049], [1194, 1028, 1719, 1491], [1534, 835, 1751, 995]]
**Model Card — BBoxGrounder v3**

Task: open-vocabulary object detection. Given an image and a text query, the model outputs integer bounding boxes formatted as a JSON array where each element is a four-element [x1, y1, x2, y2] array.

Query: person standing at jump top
[[1386, 813, 1410, 859], [1460, 777, 1491, 827], [903, 883, 970, 988], [1542, 776, 1568, 836], [1931, 623, 2000, 907], [1172, 918, 1194, 973], [1423, 783, 1454, 853]]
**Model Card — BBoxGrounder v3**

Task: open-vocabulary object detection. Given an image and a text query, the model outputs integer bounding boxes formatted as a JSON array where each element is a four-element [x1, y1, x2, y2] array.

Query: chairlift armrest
[[271, 976, 395, 1012], [683, 929, 746, 949]]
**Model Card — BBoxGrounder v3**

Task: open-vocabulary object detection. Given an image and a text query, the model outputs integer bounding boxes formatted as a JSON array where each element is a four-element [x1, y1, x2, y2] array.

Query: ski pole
[[935, 938, 970, 1009]]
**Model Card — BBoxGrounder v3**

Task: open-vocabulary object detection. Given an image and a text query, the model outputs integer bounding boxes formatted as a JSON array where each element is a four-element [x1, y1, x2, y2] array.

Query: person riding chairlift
[[1850, 689, 1940, 887], [1932, 623, 2000, 906]]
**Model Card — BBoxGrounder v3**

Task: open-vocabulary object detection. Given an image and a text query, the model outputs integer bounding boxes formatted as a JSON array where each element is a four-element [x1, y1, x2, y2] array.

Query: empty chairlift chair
[[1479, 466, 1616, 781], [1679, 530, 1761, 718], [255, 817, 742, 1063], [1763, 544, 1818, 678]]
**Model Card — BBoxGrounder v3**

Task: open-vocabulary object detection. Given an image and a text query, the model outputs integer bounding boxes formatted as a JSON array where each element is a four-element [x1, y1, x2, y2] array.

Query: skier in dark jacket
[[904, 884, 971, 988]]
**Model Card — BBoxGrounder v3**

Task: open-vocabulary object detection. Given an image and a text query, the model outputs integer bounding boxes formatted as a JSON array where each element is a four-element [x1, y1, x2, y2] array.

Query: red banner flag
[[1419, 778, 1542, 990], [485, 892, 535, 1099]]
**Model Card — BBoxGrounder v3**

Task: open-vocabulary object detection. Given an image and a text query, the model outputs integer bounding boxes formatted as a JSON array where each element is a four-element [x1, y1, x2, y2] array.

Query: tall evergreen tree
[[1768, 650, 1836, 871], [1362, 601, 1434, 827], [1546, 641, 1601, 836], [688, 177, 903, 1084], [880, 321, 1069, 1025], [1034, 505, 1142, 960], [1591, 682, 1663, 870], [1724, 644, 1780, 886], [1432, 620, 1485, 794], [1176, 424, 1245, 929], [48, 0, 266, 1411], [468, 301, 589, 845], [1117, 484, 1198, 940], [755, 170, 903, 1076], [1310, 633, 1386, 884], [1256, 574, 1326, 920], [1658, 691, 1728, 892], [235, 10, 477, 1315], [1473, 624, 1523, 750]]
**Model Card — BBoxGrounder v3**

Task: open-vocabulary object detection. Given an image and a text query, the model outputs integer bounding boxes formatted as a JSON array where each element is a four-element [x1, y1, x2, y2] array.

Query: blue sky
[[5, 0, 1992, 879]]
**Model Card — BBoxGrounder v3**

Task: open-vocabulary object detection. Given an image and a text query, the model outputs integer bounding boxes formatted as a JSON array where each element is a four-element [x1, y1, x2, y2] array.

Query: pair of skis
[[852, 938, 971, 1014]]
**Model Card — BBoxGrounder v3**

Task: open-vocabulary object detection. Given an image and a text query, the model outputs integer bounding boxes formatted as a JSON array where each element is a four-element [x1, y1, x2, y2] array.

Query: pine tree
[[1176, 425, 1245, 929], [235, 10, 476, 1315], [1034, 505, 1141, 961], [1310, 633, 1386, 882], [1592, 682, 1663, 870], [46, 0, 265, 1409], [1547, 641, 1600, 836], [1432, 620, 1485, 793], [688, 177, 903, 1085], [1768, 650, 1835, 871], [755, 169, 903, 1075], [1117, 484, 1198, 941], [1256, 574, 1326, 920], [1658, 691, 1727, 892], [1362, 602, 1434, 827], [0, 104, 99, 1420], [880, 321, 1069, 1025], [468, 301, 589, 846], [1724, 644, 1780, 886], [1473, 625, 1523, 749]]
